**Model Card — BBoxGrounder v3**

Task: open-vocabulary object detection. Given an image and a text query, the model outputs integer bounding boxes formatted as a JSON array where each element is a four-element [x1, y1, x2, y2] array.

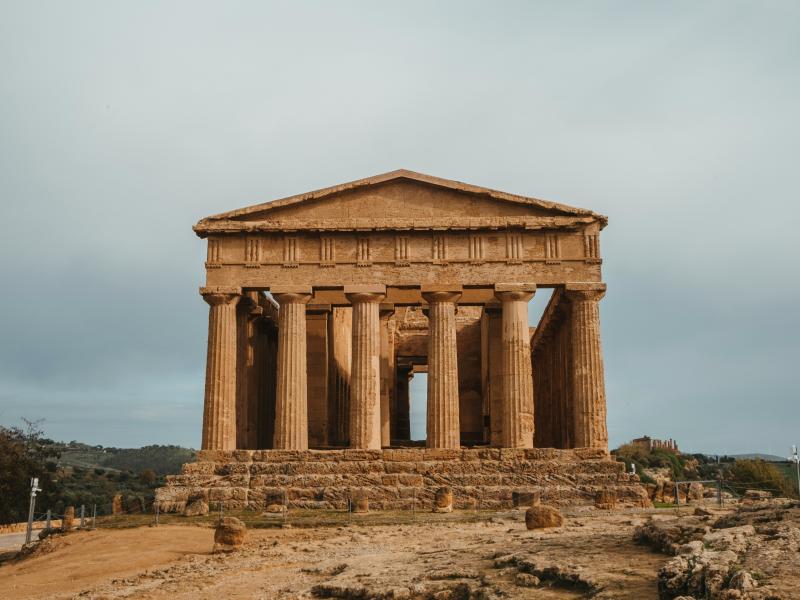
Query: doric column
[[379, 304, 396, 447], [272, 288, 312, 450], [494, 283, 536, 448], [422, 288, 462, 449], [200, 286, 241, 450], [565, 283, 608, 451], [345, 285, 386, 449]]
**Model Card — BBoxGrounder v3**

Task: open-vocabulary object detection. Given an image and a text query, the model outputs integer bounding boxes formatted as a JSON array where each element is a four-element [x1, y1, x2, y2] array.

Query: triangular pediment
[[194, 170, 606, 236]]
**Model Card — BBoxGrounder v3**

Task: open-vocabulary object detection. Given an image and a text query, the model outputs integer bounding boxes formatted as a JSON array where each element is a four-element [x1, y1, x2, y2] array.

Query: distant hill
[[729, 453, 789, 462], [54, 442, 195, 475]]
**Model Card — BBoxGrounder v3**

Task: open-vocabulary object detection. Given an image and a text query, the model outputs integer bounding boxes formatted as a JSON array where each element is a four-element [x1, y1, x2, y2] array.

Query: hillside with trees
[[0, 422, 195, 524]]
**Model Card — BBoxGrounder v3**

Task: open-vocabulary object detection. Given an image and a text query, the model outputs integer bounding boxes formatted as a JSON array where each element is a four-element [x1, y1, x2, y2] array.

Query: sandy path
[[0, 525, 213, 600], [0, 512, 666, 599]]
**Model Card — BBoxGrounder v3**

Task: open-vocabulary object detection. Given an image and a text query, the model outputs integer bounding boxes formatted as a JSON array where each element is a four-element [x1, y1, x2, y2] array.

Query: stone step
[[181, 458, 626, 477]]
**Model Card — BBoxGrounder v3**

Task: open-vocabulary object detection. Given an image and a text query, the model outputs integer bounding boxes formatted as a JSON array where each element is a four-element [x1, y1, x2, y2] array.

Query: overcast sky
[[1, 1, 798, 455]]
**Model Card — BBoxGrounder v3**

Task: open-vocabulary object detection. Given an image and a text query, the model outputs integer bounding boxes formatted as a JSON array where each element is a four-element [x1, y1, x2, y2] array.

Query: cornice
[[194, 215, 601, 237]]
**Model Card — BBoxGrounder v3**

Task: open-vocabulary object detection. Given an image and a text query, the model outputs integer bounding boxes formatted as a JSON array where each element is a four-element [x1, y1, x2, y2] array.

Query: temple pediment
[[194, 170, 606, 236]]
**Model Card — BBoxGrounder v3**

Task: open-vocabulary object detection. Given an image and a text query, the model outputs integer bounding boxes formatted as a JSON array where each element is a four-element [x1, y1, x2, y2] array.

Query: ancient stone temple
[[157, 170, 648, 511]]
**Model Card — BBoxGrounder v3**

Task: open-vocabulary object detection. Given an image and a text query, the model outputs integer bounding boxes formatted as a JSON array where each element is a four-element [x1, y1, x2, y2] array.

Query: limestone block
[[397, 474, 424, 487], [423, 448, 462, 461], [249, 462, 287, 476], [594, 489, 617, 510], [352, 496, 369, 513], [196, 450, 234, 463], [184, 499, 209, 517], [180, 462, 213, 476], [232, 450, 254, 463], [343, 449, 383, 461], [525, 505, 564, 529], [433, 487, 453, 513], [512, 489, 541, 508], [63, 506, 75, 531], [213, 517, 246, 553]]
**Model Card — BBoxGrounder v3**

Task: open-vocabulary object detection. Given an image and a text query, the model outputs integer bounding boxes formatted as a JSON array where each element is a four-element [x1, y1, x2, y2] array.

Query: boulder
[[525, 505, 564, 529], [213, 517, 246, 553], [433, 487, 453, 513], [184, 499, 209, 517]]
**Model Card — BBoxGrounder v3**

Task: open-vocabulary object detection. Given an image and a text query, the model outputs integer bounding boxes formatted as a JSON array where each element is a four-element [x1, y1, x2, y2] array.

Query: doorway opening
[[409, 372, 427, 443]]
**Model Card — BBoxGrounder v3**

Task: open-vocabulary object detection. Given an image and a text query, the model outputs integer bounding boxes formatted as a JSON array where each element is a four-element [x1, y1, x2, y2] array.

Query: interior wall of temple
[[327, 307, 351, 446], [532, 291, 575, 449], [306, 309, 330, 447]]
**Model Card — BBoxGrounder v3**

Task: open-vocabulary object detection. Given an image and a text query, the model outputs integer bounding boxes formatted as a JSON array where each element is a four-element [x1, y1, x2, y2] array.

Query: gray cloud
[[1, 1, 798, 454]]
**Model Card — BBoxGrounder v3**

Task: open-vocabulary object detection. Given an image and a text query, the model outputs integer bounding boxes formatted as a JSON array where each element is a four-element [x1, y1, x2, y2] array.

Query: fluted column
[[379, 304, 395, 447], [272, 288, 312, 450], [346, 286, 386, 449], [201, 286, 241, 450], [565, 283, 608, 451], [422, 289, 462, 449], [494, 283, 536, 448]]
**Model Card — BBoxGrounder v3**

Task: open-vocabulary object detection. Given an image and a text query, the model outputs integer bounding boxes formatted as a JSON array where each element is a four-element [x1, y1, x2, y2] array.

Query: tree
[[728, 459, 795, 498], [0, 420, 60, 525], [138, 469, 157, 485]]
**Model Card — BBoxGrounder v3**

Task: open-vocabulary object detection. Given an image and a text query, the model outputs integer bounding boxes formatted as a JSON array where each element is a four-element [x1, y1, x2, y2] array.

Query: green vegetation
[[726, 459, 796, 498], [0, 423, 195, 525], [0, 421, 61, 524], [56, 442, 194, 475], [612, 443, 798, 499]]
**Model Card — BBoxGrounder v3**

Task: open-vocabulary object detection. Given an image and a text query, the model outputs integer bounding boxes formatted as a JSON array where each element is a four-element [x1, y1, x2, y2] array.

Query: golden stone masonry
[[157, 170, 647, 511]]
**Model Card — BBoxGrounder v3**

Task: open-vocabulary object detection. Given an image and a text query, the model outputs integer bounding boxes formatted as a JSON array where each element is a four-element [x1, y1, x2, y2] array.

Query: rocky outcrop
[[636, 501, 800, 599]]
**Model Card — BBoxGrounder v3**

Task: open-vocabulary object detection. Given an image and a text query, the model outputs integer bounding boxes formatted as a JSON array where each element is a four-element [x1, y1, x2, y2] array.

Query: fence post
[[80, 505, 85, 528], [717, 479, 722, 507], [46, 509, 52, 533], [154, 502, 160, 527], [674, 482, 680, 506], [25, 478, 39, 545], [91, 504, 97, 529]]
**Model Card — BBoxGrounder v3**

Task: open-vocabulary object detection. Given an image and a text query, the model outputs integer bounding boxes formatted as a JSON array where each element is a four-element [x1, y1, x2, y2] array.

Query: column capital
[[494, 283, 536, 302], [564, 282, 606, 302], [272, 286, 313, 305], [345, 284, 386, 304], [200, 286, 241, 306], [422, 289, 462, 304]]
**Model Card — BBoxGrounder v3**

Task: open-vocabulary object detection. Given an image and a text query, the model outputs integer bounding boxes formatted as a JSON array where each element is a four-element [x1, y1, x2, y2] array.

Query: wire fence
[[16, 476, 796, 545]]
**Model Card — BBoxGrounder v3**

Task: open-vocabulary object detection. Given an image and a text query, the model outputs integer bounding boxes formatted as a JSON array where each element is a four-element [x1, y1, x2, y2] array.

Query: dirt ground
[[0, 508, 673, 599]]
